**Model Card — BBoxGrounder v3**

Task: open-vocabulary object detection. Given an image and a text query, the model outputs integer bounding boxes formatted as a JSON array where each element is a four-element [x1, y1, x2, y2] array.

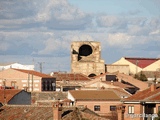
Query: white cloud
[[107, 33, 133, 48], [71, 35, 95, 41], [0, 42, 10, 51], [149, 29, 160, 35], [96, 15, 126, 28]]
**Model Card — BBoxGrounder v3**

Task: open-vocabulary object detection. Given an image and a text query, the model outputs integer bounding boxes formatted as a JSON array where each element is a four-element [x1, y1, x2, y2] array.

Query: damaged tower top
[[71, 41, 105, 77]]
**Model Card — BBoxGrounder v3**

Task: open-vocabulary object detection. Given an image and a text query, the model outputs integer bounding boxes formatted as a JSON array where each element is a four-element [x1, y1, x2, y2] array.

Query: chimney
[[111, 80, 114, 85], [53, 102, 62, 120], [150, 84, 156, 92], [116, 104, 125, 120]]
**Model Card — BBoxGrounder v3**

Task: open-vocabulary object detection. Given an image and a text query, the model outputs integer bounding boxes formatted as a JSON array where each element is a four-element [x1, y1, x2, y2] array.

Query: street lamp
[[3, 79, 6, 105]]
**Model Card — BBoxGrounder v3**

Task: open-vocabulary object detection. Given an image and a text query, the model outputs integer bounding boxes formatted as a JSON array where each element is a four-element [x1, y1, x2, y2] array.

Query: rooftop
[[69, 90, 121, 101], [125, 57, 159, 68], [0, 89, 22, 103], [52, 72, 91, 81], [124, 84, 160, 102], [0, 105, 108, 120], [13, 69, 53, 78]]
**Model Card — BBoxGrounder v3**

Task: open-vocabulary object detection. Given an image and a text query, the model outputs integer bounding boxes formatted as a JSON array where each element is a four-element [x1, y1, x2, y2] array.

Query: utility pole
[[38, 62, 44, 73], [135, 60, 139, 74]]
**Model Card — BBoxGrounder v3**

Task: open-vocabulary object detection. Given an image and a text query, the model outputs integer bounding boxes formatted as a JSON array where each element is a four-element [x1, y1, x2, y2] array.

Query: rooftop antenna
[[38, 62, 45, 73]]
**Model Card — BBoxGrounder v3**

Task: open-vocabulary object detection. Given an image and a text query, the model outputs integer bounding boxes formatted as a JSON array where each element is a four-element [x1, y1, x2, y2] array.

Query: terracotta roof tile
[[62, 107, 108, 120], [13, 69, 53, 78], [69, 90, 120, 101], [0, 105, 53, 120], [124, 85, 160, 102], [52, 73, 91, 81], [125, 57, 159, 68], [0, 89, 22, 103]]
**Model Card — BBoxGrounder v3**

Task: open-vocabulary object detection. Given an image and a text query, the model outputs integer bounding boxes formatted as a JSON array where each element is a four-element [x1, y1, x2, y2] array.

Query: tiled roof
[[62, 107, 108, 120], [13, 69, 53, 78], [125, 57, 159, 68], [0, 105, 53, 120], [0, 89, 22, 103], [108, 88, 131, 98], [52, 72, 91, 81], [124, 85, 160, 102], [69, 90, 120, 101], [102, 81, 134, 89], [116, 72, 148, 91], [0, 105, 108, 120]]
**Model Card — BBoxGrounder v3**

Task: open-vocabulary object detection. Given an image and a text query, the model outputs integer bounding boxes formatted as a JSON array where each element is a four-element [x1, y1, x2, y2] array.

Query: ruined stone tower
[[71, 41, 105, 77]]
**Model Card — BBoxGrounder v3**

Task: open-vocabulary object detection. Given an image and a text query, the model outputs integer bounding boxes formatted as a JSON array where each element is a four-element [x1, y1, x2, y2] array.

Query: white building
[[0, 63, 34, 71]]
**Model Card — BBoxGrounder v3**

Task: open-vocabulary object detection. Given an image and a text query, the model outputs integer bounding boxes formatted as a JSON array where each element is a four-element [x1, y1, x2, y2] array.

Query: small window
[[11, 81, 16, 87], [128, 106, 134, 114], [94, 105, 100, 111], [110, 106, 116, 111]]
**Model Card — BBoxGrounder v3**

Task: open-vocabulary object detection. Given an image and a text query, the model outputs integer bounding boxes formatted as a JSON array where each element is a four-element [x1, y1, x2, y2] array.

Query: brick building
[[123, 84, 160, 120], [0, 68, 56, 92], [68, 89, 130, 118]]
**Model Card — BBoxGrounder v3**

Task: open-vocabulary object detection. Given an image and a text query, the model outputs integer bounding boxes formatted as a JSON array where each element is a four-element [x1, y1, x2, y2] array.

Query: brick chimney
[[53, 102, 62, 120], [116, 104, 125, 120], [150, 84, 156, 92]]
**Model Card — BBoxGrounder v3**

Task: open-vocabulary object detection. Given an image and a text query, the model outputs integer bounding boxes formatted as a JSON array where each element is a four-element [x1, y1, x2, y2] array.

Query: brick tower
[[71, 41, 105, 77]]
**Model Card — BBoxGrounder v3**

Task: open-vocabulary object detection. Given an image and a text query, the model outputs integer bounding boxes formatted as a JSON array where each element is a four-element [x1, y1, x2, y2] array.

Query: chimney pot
[[151, 84, 156, 92]]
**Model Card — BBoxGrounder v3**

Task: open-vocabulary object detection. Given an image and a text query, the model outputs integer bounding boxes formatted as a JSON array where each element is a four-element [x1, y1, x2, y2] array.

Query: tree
[[155, 111, 160, 120], [134, 72, 148, 81]]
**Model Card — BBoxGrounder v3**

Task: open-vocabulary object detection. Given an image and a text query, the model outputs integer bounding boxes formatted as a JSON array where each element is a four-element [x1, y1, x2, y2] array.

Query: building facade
[[0, 69, 56, 92], [71, 41, 105, 77], [113, 57, 160, 75], [0, 63, 34, 71]]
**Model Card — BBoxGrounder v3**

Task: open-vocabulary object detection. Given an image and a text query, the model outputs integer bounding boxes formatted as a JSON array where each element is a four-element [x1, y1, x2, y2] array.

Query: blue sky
[[0, 0, 160, 73]]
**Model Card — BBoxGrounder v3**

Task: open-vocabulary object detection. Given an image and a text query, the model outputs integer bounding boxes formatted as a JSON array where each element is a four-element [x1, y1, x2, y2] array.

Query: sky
[[0, 0, 160, 73]]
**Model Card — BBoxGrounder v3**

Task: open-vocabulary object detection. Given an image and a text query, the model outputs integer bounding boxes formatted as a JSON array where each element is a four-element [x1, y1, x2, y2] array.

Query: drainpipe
[[142, 102, 145, 120]]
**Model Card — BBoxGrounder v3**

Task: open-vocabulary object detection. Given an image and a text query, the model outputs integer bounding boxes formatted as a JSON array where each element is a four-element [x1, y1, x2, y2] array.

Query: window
[[110, 106, 116, 111], [11, 81, 16, 87], [128, 106, 134, 114], [94, 105, 100, 111]]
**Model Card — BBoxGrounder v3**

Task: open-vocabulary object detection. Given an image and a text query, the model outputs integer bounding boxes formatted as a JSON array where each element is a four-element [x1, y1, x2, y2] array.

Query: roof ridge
[[144, 89, 160, 101]]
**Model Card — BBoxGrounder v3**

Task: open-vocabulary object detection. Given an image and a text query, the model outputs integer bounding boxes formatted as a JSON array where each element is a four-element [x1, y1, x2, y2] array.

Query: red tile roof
[[0, 105, 53, 120], [0, 89, 22, 103], [124, 85, 160, 102], [13, 69, 53, 78], [52, 72, 91, 81], [69, 90, 120, 101], [125, 57, 159, 68], [62, 107, 108, 120]]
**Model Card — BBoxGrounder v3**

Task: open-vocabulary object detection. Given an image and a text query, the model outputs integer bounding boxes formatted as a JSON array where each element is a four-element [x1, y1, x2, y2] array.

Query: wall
[[113, 57, 142, 75], [0, 69, 42, 91], [124, 104, 143, 120], [143, 60, 160, 71], [106, 64, 129, 75], [75, 100, 121, 117], [71, 41, 105, 76]]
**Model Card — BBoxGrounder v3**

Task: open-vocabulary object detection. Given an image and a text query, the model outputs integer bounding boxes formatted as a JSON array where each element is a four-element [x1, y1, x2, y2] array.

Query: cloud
[[0, 0, 160, 73], [0, 0, 92, 30], [107, 33, 133, 48], [96, 15, 127, 29]]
